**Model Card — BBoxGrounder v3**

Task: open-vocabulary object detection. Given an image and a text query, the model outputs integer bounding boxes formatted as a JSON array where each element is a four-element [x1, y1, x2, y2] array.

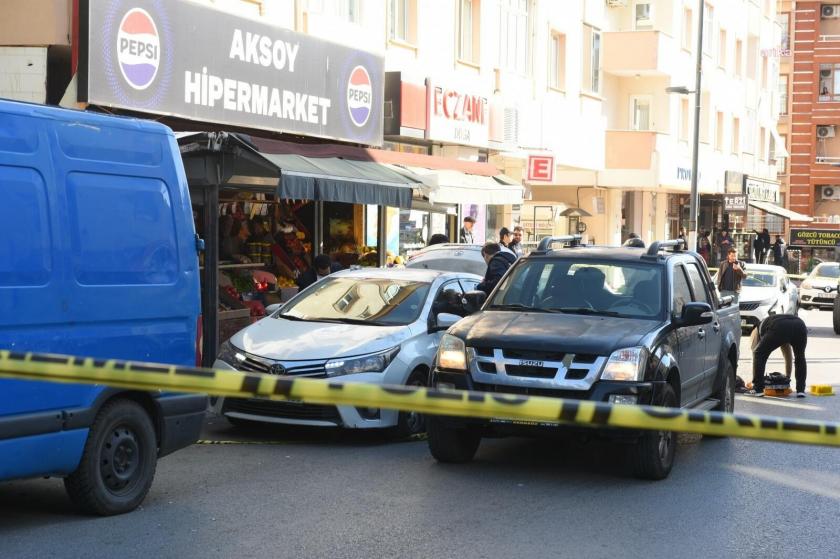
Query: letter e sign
[[527, 155, 554, 182]]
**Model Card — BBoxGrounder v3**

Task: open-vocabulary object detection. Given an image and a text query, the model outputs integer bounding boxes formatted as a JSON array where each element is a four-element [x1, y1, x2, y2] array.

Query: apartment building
[[785, 1, 840, 259]]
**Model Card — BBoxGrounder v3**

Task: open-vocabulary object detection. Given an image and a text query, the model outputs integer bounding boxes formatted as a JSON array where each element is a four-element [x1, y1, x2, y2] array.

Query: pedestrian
[[428, 233, 449, 246], [772, 235, 786, 266], [697, 231, 712, 265], [753, 228, 771, 263], [296, 254, 341, 290], [476, 242, 516, 295], [716, 247, 746, 302], [460, 216, 476, 244], [509, 225, 525, 257], [678, 227, 687, 242], [498, 227, 512, 248], [717, 229, 733, 263], [623, 232, 645, 248], [748, 314, 808, 397]]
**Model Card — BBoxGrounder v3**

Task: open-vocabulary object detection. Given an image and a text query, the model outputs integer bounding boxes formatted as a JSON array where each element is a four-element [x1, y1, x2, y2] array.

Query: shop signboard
[[426, 78, 490, 147], [723, 194, 748, 212], [745, 177, 781, 204], [527, 155, 554, 182], [789, 228, 840, 248], [79, 0, 384, 145], [724, 171, 745, 194]]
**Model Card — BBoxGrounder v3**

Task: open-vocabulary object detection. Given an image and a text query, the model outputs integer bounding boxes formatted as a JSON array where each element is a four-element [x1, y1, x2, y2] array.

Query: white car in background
[[736, 264, 798, 331], [213, 268, 481, 436], [405, 243, 487, 275], [799, 262, 840, 310]]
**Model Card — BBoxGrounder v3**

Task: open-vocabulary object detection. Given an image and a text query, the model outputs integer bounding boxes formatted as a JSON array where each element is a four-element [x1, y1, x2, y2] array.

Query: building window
[[630, 95, 651, 131], [634, 1, 653, 30], [744, 108, 756, 153], [761, 57, 768, 89], [819, 64, 840, 102], [747, 36, 758, 80], [549, 31, 566, 90], [715, 111, 724, 151], [582, 24, 601, 94], [458, 0, 481, 64], [499, 0, 529, 75], [777, 13, 790, 51], [679, 98, 690, 142], [682, 7, 693, 50], [703, 3, 714, 56], [759, 126, 767, 161], [305, 0, 360, 23], [735, 39, 743, 77], [779, 74, 788, 114], [389, 0, 416, 44], [717, 29, 726, 69], [732, 117, 740, 154]]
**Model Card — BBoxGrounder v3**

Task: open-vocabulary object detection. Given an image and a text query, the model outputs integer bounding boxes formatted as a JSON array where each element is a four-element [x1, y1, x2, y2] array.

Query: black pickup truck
[[429, 238, 741, 479]]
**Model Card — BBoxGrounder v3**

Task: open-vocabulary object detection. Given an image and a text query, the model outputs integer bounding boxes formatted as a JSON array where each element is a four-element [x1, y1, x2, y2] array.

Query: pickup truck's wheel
[[627, 384, 677, 480], [712, 361, 735, 414], [427, 417, 480, 463], [64, 399, 157, 516], [833, 298, 840, 335], [394, 369, 427, 438]]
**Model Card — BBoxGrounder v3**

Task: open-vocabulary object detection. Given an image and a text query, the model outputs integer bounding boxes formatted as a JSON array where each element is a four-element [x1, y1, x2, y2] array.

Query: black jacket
[[477, 251, 516, 295]]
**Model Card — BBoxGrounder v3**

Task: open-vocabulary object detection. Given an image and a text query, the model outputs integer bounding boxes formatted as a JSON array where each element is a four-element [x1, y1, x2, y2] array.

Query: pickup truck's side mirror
[[462, 290, 487, 314], [430, 312, 462, 333], [677, 302, 714, 327]]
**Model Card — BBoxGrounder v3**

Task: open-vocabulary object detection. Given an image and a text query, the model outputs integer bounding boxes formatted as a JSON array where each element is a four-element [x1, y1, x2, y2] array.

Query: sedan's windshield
[[813, 264, 840, 279], [742, 272, 777, 287], [488, 259, 664, 319], [276, 277, 431, 326]]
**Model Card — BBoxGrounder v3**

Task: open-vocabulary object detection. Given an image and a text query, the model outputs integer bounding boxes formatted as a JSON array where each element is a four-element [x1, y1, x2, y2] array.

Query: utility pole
[[688, 0, 705, 252]]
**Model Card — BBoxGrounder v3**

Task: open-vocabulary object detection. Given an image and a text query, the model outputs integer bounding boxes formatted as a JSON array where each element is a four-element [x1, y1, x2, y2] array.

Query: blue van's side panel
[[0, 430, 88, 480], [0, 100, 201, 479]]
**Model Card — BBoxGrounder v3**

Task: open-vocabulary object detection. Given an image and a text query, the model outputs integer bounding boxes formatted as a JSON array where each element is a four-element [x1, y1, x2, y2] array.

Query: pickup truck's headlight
[[325, 347, 400, 377], [601, 347, 648, 381], [437, 334, 467, 371]]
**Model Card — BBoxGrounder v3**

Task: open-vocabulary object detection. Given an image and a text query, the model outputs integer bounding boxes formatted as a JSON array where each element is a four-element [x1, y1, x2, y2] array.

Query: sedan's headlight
[[325, 347, 400, 377], [217, 340, 245, 367], [802, 280, 812, 290], [601, 347, 648, 381], [437, 334, 467, 371]]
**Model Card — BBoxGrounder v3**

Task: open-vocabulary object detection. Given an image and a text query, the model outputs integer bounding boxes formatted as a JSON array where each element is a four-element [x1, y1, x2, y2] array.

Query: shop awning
[[748, 199, 813, 222], [386, 165, 524, 205], [260, 153, 418, 208]]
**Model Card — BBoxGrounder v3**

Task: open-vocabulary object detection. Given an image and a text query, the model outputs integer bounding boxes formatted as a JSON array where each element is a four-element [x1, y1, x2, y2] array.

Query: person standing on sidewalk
[[716, 247, 746, 302], [748, 314, 808, 398]]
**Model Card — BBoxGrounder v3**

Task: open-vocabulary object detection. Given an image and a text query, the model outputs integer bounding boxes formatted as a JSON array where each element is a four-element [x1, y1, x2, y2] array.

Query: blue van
[[0, 99, 206, 515]]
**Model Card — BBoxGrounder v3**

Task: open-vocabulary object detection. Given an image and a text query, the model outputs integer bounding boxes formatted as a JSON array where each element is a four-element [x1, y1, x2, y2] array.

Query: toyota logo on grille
[[269, 363, 287, 376]]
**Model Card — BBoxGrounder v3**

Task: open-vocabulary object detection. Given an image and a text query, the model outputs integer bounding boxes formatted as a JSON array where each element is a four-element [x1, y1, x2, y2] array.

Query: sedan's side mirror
[[265, 303, 283, 315], [462, 290, 487, 314], [677, 302, 714, 326], [430, 312, 462, 333]]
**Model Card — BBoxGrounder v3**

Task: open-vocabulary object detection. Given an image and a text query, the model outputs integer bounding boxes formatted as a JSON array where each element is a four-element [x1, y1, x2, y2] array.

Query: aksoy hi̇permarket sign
[[80, 0, 384, 145]]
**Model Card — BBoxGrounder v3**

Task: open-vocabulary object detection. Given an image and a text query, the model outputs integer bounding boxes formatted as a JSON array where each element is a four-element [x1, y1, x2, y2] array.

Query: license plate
[[519, 359, 544, 367]]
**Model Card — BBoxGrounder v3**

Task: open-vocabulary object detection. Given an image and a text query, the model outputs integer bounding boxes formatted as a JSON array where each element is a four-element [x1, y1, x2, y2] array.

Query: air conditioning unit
[[822, 5, 840, 19], [817, 125, 836, 138], [822, 186, 840, 200], [821, 68, 833, 78], [606, 0, 629, 7]]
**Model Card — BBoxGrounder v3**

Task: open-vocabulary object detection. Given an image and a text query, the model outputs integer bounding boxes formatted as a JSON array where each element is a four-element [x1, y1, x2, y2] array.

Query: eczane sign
[[426, 79, 489, 147]]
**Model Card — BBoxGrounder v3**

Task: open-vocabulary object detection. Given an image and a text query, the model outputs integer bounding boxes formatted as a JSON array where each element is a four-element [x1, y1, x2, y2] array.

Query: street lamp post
[[667, 0, 704, 252]]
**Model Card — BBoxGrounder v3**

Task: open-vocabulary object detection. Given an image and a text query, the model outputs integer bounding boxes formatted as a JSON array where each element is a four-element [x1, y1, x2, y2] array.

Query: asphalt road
[[2, 310, 839, 559]]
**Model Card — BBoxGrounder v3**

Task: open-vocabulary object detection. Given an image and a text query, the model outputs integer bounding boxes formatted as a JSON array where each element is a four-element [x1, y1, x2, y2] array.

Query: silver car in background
[[736, 264, 798, 331], [799, 262, 840, 310]]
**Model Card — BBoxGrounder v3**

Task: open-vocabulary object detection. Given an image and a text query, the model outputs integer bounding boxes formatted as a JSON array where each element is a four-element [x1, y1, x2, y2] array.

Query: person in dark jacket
[[460, 216, 476, 244], [296, 254, 342, 290], [428, 233, 450, 246], [716, 247, 746, 302], [476, 242, 516, 295], [772, 235, 786, 266], [748, 314, 808, 397]]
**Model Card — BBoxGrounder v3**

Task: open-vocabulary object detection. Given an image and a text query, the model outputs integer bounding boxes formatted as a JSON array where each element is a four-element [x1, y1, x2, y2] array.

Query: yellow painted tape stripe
[[0, 350, 838, 447]]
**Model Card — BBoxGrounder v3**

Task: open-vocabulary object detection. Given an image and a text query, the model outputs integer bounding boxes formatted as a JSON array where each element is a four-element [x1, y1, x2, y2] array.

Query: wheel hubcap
[[100, 426, 141, 493], [725, 375, 734, 412], [405, 380, 425, 434], [658, 430, 673, 462]]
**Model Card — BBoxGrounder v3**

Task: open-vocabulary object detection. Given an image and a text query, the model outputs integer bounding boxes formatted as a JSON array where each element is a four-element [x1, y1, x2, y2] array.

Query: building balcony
[[602, 31, 676, 77]]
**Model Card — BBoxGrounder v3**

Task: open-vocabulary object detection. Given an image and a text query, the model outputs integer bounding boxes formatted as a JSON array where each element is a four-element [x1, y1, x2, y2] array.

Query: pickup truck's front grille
[[467, 347, 608, 391], [739, 302, 760, 311]]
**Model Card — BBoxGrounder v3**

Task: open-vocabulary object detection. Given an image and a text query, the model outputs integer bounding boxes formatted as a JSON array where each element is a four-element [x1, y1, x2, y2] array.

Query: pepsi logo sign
[[117, 8, 160, 91], [347, 65, 372, 127]]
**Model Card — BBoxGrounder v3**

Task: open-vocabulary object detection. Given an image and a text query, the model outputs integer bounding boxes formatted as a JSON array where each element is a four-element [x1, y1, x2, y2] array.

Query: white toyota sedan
[[735, 264, 798, 331], [212, 268, 481, 435]]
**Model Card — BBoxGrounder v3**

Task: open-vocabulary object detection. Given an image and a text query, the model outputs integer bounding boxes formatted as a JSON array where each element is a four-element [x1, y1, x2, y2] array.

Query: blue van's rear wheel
[[64, 399, 157, 516]]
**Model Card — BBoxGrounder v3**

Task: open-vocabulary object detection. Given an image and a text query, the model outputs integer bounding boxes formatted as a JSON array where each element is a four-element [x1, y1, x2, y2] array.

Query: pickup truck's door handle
[[697, 328, 706, 340], [712, 322, 721, 333]]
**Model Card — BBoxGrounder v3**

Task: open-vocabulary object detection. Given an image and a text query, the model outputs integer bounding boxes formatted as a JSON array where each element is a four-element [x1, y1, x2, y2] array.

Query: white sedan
[[736, 264, 798, 331], [212, 268, 481, 436], [799, 262, 840, 310]]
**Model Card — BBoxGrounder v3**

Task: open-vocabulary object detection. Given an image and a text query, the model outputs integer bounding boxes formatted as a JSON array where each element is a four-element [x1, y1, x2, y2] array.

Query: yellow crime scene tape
[[0, 350, 838, 447]]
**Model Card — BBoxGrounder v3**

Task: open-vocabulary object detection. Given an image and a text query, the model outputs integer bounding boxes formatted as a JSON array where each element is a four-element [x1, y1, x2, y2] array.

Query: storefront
[[789, 228, 840, 270]]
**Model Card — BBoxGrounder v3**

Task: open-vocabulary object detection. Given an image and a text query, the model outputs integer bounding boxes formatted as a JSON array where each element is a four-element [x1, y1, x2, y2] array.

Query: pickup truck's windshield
[[488, 259, 664, 319]]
